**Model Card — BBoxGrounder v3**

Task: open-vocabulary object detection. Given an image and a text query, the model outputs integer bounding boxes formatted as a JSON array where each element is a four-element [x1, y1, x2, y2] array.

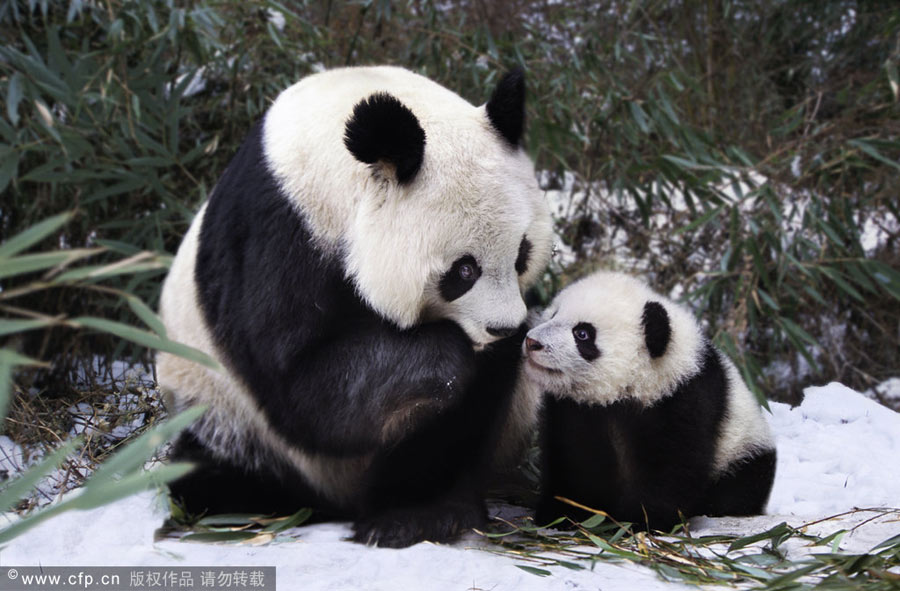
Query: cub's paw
[[351, 501, 485, 548]]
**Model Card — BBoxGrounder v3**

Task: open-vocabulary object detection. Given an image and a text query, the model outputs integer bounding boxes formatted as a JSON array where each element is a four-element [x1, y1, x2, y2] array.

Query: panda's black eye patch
[[572, 322, 600, 361], [439, 255, 482, 302], [515, 235, 532, 275]]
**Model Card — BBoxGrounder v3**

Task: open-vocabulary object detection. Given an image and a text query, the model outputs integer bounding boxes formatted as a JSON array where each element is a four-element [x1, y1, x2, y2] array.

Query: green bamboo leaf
[[756, 288, 780, 311], [778, 317, 819, 346], [180, 531, 261, 544], [0, 318, 56, 337], [888, 59, 899, 101], [515, 565, 552, 577], [819, 267, 865, 303], [0, 438, 82, 513], [126, 296, 167, 337], [803, 285, 829, 306], [6, 72, 24, 127], [848, 138, 900, 172], [195, 514, 268, 527], [0, 249, 103, 280], [579, 513, 606, 529], [871, 532, 900, 552], [861, 260, 900, 300], [845, 263, 877, 294], [673, 205, 723, 235], [587, 534, 643, 559], [261, 507, 313, 533], [629, 101, 651, 134], [0, 147, 18, 194], [93, 240, 142, 256], [728, 522, 792, 551], [0, 211, 74, 259], [71, 317, 218, 370], [53, 261, 166, 282], [554, 561, 585, 571]]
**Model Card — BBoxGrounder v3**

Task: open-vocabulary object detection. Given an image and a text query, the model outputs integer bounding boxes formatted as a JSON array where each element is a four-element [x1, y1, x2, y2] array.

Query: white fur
[[263, 66, 553, 347], [521, 271, 774, 473], [717, 356, 774, 471], [157, 205, 368, 505]]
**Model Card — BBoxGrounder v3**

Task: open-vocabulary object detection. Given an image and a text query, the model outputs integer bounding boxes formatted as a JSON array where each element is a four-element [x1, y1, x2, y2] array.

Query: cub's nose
[[486, 326, 518, 338], [525, 337, 543, 352]]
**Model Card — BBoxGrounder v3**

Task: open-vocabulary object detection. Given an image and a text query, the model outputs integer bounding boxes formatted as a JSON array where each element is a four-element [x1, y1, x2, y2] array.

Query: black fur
[[343, 92, 426, 184], [168, 431, 340, 519], [515, 236, 532, 275], [705, 448, 777, 517], [642, 301, 671, 359], [486, 69, 526, 147], [175, 121, 526, 547], [439, 254, 481, 302], [573, 322, 600, 361], [537, 345, 775, 531]]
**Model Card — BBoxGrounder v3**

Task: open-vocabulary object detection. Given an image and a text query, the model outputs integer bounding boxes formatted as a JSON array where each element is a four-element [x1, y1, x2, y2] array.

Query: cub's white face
[[522, 272, 703, 406]]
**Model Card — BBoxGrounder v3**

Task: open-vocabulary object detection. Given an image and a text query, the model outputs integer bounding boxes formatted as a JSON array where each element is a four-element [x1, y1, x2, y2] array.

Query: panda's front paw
[[350, 500, 485, 548]]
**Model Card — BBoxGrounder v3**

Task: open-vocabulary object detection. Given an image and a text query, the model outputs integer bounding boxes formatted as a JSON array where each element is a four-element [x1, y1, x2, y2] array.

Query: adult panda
[[157, 66, 553, 547], [520, 271, 776, 530]]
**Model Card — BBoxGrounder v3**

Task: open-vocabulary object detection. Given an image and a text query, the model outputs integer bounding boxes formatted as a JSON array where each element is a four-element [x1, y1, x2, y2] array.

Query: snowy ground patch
[[1, 382, 898, 589]]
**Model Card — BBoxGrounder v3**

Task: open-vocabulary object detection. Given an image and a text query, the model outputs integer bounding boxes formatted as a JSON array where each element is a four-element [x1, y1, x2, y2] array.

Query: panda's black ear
[[486, 68, 525, 147], [642, 301, 671, 359], [344, 92, 426, 184]]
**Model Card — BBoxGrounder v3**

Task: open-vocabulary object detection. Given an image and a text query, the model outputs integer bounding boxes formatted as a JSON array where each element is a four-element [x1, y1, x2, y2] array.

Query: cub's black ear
[[344, 92, 426, 184], [486, 68, 525, 147], [642, 301, 671, 359]]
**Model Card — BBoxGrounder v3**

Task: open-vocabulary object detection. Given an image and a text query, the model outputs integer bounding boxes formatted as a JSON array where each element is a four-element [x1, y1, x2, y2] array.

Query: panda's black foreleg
[[351, 472, 486, 548], [351, 329, 526, 548], [350, 405, 488, 547], [255, 318, 478, 458], [350, 395, 494, 547]]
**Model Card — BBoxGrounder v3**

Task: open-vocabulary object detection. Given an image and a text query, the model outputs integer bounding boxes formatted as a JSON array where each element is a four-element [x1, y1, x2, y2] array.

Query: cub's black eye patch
[[439, 255, 482, 302], [572, 322, 600, 361], [515, 235, 532, 275]]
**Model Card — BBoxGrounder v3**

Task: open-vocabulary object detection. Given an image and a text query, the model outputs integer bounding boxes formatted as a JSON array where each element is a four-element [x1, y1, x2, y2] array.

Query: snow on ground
[[2, 382, 899, 590]]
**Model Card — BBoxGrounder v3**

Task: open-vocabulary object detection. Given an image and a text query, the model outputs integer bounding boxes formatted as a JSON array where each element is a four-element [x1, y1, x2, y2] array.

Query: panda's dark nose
[[525, 337, 543, 351], [486, 326, 518, 338]]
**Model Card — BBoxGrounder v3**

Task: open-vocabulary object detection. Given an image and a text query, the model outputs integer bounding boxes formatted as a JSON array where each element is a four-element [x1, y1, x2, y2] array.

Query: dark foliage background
[[1, 0, 898, 417]]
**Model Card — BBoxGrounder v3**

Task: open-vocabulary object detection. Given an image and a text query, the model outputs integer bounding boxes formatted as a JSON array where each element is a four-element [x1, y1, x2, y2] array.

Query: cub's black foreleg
[[705, 449, 777, 517]]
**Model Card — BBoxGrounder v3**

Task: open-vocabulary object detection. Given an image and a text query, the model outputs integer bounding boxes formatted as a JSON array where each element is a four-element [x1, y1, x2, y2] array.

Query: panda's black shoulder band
[[344, 92, 426, 184], [486, 68, 526, 147]]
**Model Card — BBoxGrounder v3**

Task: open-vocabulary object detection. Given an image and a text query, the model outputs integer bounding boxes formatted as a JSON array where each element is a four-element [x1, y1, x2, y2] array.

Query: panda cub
[[523, 271, 776, 530]]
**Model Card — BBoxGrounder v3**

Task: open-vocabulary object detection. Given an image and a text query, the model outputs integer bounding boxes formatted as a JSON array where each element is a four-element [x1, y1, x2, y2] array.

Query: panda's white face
[[263, 66, 553, 348], [522, 272, 704, 407], [415, 152, 553, 347]]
